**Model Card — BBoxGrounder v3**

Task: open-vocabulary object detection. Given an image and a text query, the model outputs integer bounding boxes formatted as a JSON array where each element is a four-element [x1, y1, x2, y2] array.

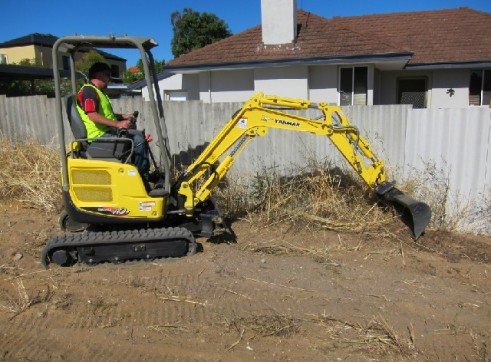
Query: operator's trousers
[[101, 129, 150, 180]]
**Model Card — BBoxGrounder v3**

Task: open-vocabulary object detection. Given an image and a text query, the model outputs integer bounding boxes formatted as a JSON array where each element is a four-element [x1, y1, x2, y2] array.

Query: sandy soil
[[0, 201, 490, 362]]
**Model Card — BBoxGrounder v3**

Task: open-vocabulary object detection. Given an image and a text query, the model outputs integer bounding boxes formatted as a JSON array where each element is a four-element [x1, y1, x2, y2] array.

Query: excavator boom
[[176, 92, 431, 239]]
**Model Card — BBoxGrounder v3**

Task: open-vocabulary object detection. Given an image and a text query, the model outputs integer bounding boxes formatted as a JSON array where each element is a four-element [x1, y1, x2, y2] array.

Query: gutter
[[406, 61, 491, 70], [165, 52, 413, 74]]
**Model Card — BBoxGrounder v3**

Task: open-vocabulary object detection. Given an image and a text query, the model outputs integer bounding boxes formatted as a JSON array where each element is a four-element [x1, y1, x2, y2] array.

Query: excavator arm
[[175, 92, 431, 239]]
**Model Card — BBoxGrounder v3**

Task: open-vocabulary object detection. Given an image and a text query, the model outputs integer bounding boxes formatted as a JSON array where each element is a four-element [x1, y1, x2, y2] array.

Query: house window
[[469, 70, 491, 106], [339, 67, 367, 106], [111, 65, 120, 79], [397, 78, 427, 109], [62, 55, 70, 70], [166, 91, 188, 101]]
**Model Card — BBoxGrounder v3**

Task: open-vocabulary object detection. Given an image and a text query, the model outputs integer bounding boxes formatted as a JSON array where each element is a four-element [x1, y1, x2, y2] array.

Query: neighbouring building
[[0, 33, 127, 79], [146, 0, 491, 108]]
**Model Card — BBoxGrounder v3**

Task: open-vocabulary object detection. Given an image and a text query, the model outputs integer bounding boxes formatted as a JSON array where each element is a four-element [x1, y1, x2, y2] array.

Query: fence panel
[[1, 95, 490, 233], [406, 107, 491, 233]]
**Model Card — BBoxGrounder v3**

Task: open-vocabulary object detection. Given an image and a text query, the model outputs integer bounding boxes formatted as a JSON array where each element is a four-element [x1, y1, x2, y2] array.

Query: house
[[0, 33, 127, 79], [153, 0, 491, 108]]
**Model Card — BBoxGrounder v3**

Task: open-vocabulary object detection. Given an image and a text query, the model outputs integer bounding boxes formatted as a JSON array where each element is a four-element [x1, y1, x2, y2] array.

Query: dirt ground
[[0, 201, 490, 362]]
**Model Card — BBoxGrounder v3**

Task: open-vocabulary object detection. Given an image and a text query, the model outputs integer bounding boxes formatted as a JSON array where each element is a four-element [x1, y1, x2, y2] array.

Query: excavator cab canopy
[[51, 35, 171, 193]]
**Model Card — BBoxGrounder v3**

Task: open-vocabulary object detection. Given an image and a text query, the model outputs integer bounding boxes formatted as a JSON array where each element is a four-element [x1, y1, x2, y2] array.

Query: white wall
[[144, 74, 200, 101], [430, 69, 469, 108], [143, 73, 184, 100], [151, 66, 476, 108], [199, 70, 255, 102], [308, 66, 338, 103], [254, 65, 309, 99], [379, 69, 471, 108]]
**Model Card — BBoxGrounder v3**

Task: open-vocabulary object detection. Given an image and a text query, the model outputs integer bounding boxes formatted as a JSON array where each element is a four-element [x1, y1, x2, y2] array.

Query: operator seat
[[66, 95, 132, 162]]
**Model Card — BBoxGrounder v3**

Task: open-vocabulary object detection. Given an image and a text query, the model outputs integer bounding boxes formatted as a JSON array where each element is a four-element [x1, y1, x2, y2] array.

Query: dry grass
[[0, 137, 60, 212], [0, 279, 51, 319], [223, 312, 411, 357], [214, 161, 396, 234], [1, 137, 459, 236], [227, 314, 301, 338], [309, 313, 412, 356]]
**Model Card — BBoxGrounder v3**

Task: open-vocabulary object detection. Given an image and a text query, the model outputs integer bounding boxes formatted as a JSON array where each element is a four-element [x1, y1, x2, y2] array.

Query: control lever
[[128, 111, 139, 129]]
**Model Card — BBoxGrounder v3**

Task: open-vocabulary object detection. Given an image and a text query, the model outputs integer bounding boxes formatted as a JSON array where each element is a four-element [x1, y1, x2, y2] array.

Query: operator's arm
[[87, 112, 131, 129]]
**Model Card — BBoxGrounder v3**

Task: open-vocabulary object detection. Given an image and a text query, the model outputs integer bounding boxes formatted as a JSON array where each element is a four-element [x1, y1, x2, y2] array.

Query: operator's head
[[88, 62, 112, 89], [88, 62, 112, 81]]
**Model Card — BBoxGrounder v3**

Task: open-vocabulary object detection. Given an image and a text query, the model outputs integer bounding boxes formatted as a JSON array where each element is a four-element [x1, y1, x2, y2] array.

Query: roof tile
[[167, 7, 491, 68]]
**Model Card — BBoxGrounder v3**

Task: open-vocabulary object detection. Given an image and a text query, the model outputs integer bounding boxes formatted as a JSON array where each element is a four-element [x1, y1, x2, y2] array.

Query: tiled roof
[[330, 7, 491, 65], [167, 7, 491, 69], [167, 10, 409, 68]]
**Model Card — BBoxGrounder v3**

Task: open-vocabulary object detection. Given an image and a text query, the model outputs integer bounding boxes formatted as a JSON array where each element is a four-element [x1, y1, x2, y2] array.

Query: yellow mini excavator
[[41, 35, 431, 267]]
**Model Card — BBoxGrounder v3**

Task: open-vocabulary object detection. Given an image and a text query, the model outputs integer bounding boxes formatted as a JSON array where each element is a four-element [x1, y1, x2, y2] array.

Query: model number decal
[[85, 207, 130, 216]]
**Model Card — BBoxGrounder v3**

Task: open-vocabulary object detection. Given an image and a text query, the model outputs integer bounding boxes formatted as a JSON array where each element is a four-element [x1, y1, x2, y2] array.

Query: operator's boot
[[148, 170, 165, 189]]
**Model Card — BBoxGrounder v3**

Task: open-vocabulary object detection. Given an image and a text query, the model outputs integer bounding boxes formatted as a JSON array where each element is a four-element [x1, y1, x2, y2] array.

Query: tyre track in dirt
[[3, 252, 341, 361], [1, 208, 491, 361]]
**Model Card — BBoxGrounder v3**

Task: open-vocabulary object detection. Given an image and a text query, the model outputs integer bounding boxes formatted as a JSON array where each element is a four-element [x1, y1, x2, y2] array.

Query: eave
[[405, 61, 491, 70], [165, 52, 413, 74]]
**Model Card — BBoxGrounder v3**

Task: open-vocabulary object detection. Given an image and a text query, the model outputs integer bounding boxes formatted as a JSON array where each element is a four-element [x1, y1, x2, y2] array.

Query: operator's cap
[[88, 62, 111, 79]]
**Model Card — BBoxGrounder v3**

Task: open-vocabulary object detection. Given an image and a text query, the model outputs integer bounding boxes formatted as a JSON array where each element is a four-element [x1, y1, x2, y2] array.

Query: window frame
[[469, 69, 491, 106], [338, 66, 368, 106]]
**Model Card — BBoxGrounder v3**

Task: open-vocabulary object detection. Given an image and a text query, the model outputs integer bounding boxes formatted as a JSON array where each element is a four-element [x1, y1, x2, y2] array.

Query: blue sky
[[2, 0, 491, 67]]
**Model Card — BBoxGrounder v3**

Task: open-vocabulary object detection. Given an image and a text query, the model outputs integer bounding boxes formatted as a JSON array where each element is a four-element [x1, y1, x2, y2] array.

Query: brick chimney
[[261, 0, 297, 45]]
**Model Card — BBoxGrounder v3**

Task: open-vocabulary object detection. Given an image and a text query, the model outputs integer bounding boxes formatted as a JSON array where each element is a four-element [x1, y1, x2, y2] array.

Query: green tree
[[75, 50, 106, 77], [171, 8, 232, 58]]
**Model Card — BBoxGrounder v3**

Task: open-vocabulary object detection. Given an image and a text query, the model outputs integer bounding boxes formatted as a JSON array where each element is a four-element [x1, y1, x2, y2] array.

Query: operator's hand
[[122, 113, 136, 120], [117, 120, 131, 129], [145, 134, 153, 143]]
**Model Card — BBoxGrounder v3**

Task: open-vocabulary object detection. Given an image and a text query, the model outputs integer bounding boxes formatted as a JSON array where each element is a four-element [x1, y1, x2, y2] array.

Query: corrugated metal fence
[[1, 95, 490, 233]]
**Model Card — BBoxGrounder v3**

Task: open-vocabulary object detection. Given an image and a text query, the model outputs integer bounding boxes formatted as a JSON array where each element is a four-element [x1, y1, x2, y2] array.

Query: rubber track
[[41, 227, 196, 268]]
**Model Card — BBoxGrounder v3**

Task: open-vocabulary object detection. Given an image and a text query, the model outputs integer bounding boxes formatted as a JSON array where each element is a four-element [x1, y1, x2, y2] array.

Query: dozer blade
[[375, 182, 432, 239]]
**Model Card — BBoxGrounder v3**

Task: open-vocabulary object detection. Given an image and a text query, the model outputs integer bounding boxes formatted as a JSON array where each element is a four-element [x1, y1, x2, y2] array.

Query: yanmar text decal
[[84, 207, 130, 216], [262, 116, 301, 127], [275, 119, 300, 127]]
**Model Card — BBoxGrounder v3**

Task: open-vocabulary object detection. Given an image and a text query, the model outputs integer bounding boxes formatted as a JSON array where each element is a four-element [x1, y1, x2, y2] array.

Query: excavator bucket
[[375, 182, 432, 239]]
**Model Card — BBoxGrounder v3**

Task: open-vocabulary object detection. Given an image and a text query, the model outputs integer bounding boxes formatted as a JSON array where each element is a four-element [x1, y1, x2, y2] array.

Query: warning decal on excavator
[[139, 201, 155, 212], [237, 118, 248, 129]]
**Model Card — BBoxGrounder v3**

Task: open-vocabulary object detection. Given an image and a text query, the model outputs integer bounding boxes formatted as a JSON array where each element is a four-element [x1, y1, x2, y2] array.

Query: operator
[[76, 62, 151, 183]]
